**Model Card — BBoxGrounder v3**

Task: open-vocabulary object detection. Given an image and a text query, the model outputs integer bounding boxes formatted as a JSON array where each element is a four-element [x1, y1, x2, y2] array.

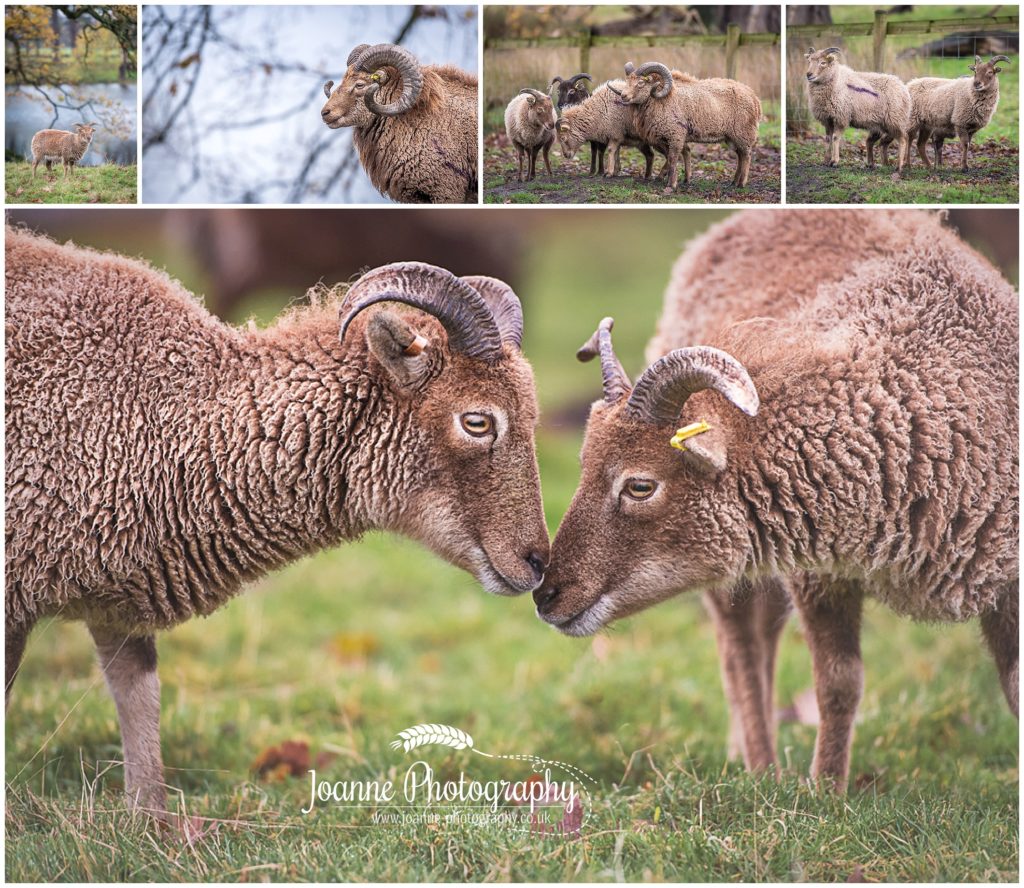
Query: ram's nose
[[321, 108, 332, 119], [532, 583, 559, 614], [524, 550, 548, 585]]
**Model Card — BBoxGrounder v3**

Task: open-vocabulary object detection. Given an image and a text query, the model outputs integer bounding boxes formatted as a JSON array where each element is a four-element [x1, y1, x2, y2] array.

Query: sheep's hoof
[[827, 161, 838, 168], [661, 186, 675, 195]]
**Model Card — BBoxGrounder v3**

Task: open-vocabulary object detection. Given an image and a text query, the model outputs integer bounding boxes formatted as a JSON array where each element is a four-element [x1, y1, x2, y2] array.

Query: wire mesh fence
[[787, 12, 1019, 134]]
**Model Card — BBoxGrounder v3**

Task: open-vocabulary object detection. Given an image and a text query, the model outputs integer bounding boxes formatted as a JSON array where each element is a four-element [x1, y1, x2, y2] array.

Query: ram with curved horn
[[320, 42, 478, 203], [6, 231, 549, 816], [905, 53, 1011, 170], [548, 72, 594, 112], [615, 58, 762, 191], [536, 208, 1018, 792]]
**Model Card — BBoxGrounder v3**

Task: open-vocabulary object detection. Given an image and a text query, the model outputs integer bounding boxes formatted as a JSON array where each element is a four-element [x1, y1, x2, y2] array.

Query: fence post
[[873, 9, 888, 70], [579, 27, 591, 74], [725, 23, 740, 79]]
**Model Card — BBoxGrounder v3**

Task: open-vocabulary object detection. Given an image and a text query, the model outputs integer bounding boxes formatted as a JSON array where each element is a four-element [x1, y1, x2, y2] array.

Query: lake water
[[5, 83, 137, 165]]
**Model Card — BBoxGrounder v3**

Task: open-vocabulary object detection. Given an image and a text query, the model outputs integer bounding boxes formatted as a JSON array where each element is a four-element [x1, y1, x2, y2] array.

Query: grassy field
[[4, 162, 137, 204], [785, 136, 1019, 204], [484, 103, 781, 204], [4, 214, 1018, 882], [5, 47, 134, 85]]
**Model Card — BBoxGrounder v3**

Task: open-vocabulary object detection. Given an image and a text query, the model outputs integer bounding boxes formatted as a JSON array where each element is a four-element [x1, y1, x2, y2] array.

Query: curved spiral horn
[[636, 62, 673, 98], [347, 43, 371, 66], [340, 262, 504, 364], [822, 46, 842, 57], [519, 87, 548, 104], [626, 347, 759, 426], [990, 55, 1011, 65], [459, 276, 523, 350], [570, 73, 593, 85], [323, 80, 334, 99], [606, 81, 624, 96], [577, 317, 631, 404], [355, 44, 423, 116]]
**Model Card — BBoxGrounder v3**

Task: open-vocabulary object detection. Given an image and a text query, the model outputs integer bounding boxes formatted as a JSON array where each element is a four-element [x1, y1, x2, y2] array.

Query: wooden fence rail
[[485, 24, 779, 80], [789, 12, 1018, 70]]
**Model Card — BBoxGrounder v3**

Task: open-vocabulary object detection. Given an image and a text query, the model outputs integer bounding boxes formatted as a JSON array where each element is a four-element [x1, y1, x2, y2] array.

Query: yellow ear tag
[[371, 72, 380, 82], [670, 420, 711, 451]]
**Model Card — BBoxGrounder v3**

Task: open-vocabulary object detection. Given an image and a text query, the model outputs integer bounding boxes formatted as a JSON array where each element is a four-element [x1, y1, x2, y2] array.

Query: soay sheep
[[906, 55, 1011, 170], [555, 82, 659, 179], [803, 46, 911, 172], [535, 209, 1018, 788], [6, 228, 550, 815], [30, 123, 97, 179], [548, 72, 593, 111], [610, 61, 761, 192], [504, 88, 557, 182], [321, 43, 478, 204]]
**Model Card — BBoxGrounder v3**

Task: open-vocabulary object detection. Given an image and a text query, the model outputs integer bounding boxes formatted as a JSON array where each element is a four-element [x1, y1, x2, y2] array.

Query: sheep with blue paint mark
[[803, 46, 911, 172]]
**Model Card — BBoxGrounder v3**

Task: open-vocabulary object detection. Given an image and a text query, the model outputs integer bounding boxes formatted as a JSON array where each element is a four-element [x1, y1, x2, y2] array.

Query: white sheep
[[906, 55, 1010, 169], [504, 88, 557, 182], [803, 46, 911, 172]]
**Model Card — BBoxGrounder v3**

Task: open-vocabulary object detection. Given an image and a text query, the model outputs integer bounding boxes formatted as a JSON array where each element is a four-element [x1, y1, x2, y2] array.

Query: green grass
[[4, 161, 137, 204], [5, 47, 134, 85], [5, 215, 1018, 881], [785, 136, 1019, 204]]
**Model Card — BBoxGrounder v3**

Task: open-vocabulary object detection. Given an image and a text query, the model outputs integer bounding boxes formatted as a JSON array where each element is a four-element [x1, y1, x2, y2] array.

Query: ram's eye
[[623, 478, 658, 500], [461, 413, 493, 437]]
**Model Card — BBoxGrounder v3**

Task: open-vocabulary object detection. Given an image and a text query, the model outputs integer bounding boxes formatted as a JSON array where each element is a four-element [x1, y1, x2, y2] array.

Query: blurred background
[[140, 5, 477, 204], [786, 5, 1019, 136], [5, 207, 1019, 880], [4, 5, 137, 164], [484, 5, 781, 136]]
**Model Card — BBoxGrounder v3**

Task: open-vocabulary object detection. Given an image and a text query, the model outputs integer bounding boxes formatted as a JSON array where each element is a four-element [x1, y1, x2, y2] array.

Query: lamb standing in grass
[[803, 47, 911, 172], [504, 88, 557, 182], [536, 209, 1018, 789], [6, 228, 550, 816], [30, 123, 96, 179], [906, 55, 1010, 170]]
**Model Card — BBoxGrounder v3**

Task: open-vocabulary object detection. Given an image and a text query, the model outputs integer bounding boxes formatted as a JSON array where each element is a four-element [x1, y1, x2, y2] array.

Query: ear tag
[[670, 420, 711, 451], [403, 334, 428, 356]]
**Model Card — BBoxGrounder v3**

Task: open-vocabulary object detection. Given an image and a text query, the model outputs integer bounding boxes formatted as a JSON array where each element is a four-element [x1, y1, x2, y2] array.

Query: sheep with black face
[[321, 43, 478, 203]]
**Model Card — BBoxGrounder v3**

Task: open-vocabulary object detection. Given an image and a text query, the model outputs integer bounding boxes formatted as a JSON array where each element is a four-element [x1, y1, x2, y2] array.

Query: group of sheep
[[505, 61, 763, 192], [7, 210, 1017, 816], [803, 47, 1011, 172]]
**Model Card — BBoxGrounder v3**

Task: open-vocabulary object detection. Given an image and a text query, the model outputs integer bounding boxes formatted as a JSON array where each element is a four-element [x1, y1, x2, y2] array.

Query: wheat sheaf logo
[[390, 723, 475, 753]]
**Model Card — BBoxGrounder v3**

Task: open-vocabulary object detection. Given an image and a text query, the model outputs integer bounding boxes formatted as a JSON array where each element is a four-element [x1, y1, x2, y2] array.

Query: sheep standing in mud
[[803, 46, 911, 172], [907, 55, 1011, 170], [504, 88, 557, 182]]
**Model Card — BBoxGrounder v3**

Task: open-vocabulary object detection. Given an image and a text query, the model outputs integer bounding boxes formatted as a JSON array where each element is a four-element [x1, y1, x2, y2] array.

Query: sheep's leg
[[733, 146, 750, 187], [603, 140, 621, 176], [640, 144, 654, 179], [541, 139, 553, 176], [588, 142, 599, 177], [682, 144, 692, 185], [957, 128, 971, 171], [89, 626, 168, 817], [916, 128, 931, 168], [613, 146, 622, 176], [704, 577, 789, 772], [793, 577, 863, 791], [661, 146, 681, 193], [981, 591, 1018, 717], [933, 136, 945, 168], [824, 121, 837, 167], [31, 157, 38, 179], [866, 132, 879, 169], [514, 143, 525, 182], [6, 621, 34, 706], [527, 144, 539, 181]]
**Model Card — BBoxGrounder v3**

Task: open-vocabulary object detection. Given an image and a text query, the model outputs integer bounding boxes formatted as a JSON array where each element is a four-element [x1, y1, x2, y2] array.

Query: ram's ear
[[364, 309, 433, 391], [678, 426, 729, 477]]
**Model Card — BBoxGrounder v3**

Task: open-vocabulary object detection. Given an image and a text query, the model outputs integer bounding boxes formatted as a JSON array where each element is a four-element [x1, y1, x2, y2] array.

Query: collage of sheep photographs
[[3, 1, 1021, 885]]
